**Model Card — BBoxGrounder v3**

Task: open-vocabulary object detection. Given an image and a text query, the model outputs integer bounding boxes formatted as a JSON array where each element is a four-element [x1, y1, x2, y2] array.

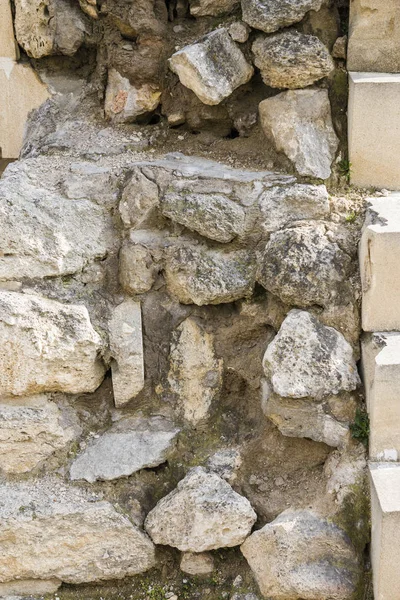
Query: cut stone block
[[0, 0, 18, 59], [359, 194, 400, 330], [348, 0, 400, 72], [369, 463, 400, 600], [349, 73, 400, 189]]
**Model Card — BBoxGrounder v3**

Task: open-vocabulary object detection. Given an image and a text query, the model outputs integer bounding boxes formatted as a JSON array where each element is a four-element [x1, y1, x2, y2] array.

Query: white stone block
[[349, 73, 400, 189]]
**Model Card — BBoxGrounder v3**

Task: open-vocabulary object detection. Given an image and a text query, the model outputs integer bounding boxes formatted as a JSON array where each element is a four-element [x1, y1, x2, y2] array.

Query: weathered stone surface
[[190, 0, 240, 17], [119, 241, 158, 295], [105, 69, 161, 124], [119, 168, 160, 229], [0, 479, 155, 585], [0, 291, 105, 396], [180, 552, 214, 575], [165, 246, 256, 305], [229, 21, 251, 43], [207, 448, 242, 483], [241, 0, 324, 33], [332, 36, 347, 60], [252, 31, 334, 90], [0, 579, 61, 596], [145, 467, 256, 551], [168, 318, 223, 425], [0, 396, 77, 474], [161, 192, 246, 242], [169, 29, 253, 106], [259, 89, 339, 179], [14, 0, 89, 58], [70, 416, 179, 483], [0, 0, 18, 59], [263, 310, 360, 400], [109, 300, 144, 407], [241, 510, 360, 600], [258, 184, 330, 233], [257, 222, 353, 308]]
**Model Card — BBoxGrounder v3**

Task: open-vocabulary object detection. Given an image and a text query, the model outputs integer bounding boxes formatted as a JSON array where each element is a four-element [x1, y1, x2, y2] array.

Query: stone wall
[[0, 1, 370, 599]]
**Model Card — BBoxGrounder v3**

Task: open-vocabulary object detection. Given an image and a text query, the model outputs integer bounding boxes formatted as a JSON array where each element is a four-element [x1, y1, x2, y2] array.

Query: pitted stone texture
[[180, 552, 214, 575], [259, 184, 330, 233], [263, 310, 360, 400], [257, 222, 353, 308], [161, 192, 246, 242], [0, 479, 155, 585], [190, 0, 240, 16], [241, 510, 360, 600], [0, 396, 77, 474], [169, 29, 253, 106], [70, 416, 179, 483], [241, 0, 324, 33], [165, 246, 256, 305], [145, 467, 256, 551], [168, 318, 223, 425], [14, 0, 89, 58], [252, 31, 334, 90], [105, 69, 161, 124], [119, 168, 160, 229], [0, 291, 105, 397], [119, 241, 158, 295], [109, 300, 144, 407], [259, 89, 338, 179]]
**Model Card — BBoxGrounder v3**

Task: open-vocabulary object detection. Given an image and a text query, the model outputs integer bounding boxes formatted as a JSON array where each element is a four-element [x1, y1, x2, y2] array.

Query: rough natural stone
[[252, 31, 334, 90], [0, 291, 105, 397], [241, 0, 324, 33], [168, 318, 223, 425], [161, 192, 246, 242], [263, 310, 360, 400], [119, 241, 159, 295], [165, 246, 256, 305], [332, 36, 347, 60], [228, 21, 251, 43], [207, 448, 242, 483], [0, 479, 155, 585], [14, 0, 89, 58], [109, 300, 144, 408], [258, 184, 330, 232], [241, 510, 360, 600], [169, 29, 253, 106], [180, 552, 214, 575], [119, 168, 160, 229], [259, 89, 339, 179], [70, 416, 179, 483], [0, 0, 18, 59], [145, 467, 257, 551], [0, 579, 61, 596], [105, 69, 161, 124], [257, 222, 353, 307], [190, 0, 240, 17]]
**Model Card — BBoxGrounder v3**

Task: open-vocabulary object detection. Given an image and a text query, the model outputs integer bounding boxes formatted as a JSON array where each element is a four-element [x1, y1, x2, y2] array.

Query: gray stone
[[190, 0, 240, 16], [105, 69, 161, 124], [241, 510, 360, 600], [259, 89, 339, 179], [169, 29, 253, 106], [119, 241, 159, 295], [207, 448, 242, 483], [252, 31, 334, 90], [241, 0, 324, 33], [180, 552, 214, 575], [228, 21, 251, 43], [161, 192, 246, 242], [145, 467, 257, 551], [119, 168, 160, 229], [70, 416, 179, 483], [263, 310, 360, 400]]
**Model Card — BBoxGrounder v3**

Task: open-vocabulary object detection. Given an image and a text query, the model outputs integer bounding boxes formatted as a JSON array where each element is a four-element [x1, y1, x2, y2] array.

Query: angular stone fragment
[[119, 241, 158, 295], [0, 291, 105, 396], [263, 310, 360, 400], [190, 0, 240, 16], [0, 396, 77, 474], [70, 416, 179, 483], [241, 0, 324, 33], [161, 192, 246, 242], [109, 300, 144, 407], [252, 31, 334, 90], [241, 510, 360, 600], [207, 447, 242, 483], [145, 467, 257, 551], [119, 168, 160, 229], [105, 69, 161, 124], [168, 318, 223, 425], [0, 479, 155, 585], [257, 222, 353, 308], [259, 89, 339, 179], [258, 184, 330, 232], [169, 29, 253, 106], [180, 552, 214, 575], [165, 246, 256, 305]]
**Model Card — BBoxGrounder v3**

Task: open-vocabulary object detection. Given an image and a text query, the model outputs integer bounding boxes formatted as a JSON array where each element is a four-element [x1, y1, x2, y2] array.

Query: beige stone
[[348, 73, 400, 189], [359, 194, 400, 330], [348, 0, 400, 72], [0, 0, 18, 59], [0, 579, 61, 596], [180, 552, 214, 575], [369, 463, 400, 600]]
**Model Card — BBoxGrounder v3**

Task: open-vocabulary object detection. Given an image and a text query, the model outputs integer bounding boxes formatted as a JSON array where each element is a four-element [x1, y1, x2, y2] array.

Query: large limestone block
[[241, 510, 360, 600], [0, 291, 105, 396], [348, 0, 400, 72], [241, 0, 324, 33], [360, 194, 400, 330], [0, 0, 18, 59], [348, 73, 400, 189], [0, 479, 155, 586], [370, 463, 400, 600], [145, 467, 257, 551]]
